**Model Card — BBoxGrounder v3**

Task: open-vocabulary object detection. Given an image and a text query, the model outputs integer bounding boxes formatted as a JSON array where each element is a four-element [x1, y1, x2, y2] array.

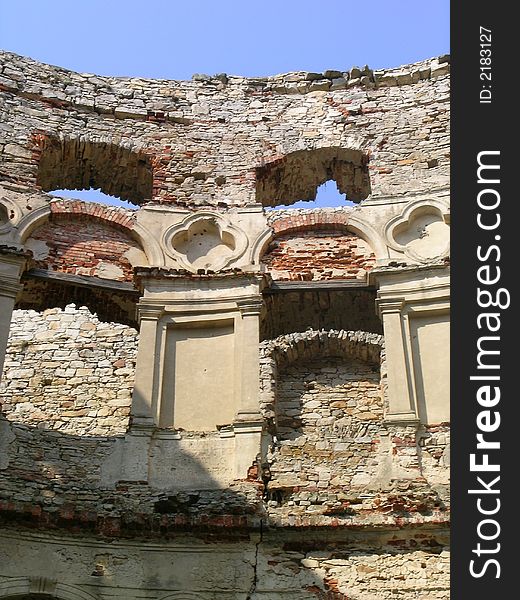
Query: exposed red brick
[[263, 229, 375, 281], [29, 212, 143, 282]]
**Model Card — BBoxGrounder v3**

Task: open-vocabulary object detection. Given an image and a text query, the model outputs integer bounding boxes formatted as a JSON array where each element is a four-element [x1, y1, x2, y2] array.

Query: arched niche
[[260, 329, 384, 419], [261, 223, 376, 282], [24, 211, 147, 283], [33, 134, 153, 206], [16, 201, 163, 268], [255, 147, 371, 207], [259, 329, 386, 500]]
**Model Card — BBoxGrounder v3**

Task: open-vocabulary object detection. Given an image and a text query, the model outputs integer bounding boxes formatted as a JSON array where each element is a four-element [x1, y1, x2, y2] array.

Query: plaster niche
[[163, 212, 248, 272], [385, 201, 450, 263]]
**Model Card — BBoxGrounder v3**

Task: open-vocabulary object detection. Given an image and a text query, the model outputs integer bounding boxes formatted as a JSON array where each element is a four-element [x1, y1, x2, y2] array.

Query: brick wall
[[263, 229, 375, 281], [27, 213, 143, 282]]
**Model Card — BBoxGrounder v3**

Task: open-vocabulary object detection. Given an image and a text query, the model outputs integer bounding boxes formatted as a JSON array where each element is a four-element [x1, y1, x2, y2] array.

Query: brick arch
[[49, 199, 136, 230], [269, 212, 352, 236], [262, 329, 384, 368], [255, 147, 371, 208], [17, 200, 163, 267], [24, 208, 144, 283], [260, 329, 385, 419]]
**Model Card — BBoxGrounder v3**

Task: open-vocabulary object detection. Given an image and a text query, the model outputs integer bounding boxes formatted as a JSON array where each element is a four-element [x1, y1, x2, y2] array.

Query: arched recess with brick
[[13, 200, 157, 325], [23, 201, 147, 282], [259, 329, 387, 504], [261, 213, 378, 282]]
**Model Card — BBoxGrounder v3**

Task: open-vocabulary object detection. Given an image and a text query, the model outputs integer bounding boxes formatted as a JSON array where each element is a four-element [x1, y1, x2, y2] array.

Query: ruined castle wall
[[0, 52, 449, 208], [0, 315, 449, 529], [0, 50, 451, 600]]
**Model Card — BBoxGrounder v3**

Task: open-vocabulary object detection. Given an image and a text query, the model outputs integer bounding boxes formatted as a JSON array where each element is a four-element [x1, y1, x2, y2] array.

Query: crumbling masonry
[[0, 50, 450, 599]]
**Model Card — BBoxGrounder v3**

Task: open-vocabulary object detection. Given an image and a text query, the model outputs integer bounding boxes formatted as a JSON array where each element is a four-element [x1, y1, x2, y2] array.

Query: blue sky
[[0, 0, 449, 208]]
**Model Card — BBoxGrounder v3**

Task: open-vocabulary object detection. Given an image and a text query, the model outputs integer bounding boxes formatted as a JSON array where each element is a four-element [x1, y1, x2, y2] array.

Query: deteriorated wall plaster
[[0, 50, 450, 599]]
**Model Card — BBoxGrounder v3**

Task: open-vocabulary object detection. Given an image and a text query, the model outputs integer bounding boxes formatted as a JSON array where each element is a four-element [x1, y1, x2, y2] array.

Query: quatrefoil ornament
[[162, 212, 248, 272], [384, 199, 450, 263]]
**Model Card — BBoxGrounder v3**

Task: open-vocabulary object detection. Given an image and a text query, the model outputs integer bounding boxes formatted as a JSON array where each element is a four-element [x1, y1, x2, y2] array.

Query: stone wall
[[0, 316, 449, 529], [268, 356, 382, 493], [0, 51, 449, 207], [0, 312, 450, 600], [0, 305, 137, 435]]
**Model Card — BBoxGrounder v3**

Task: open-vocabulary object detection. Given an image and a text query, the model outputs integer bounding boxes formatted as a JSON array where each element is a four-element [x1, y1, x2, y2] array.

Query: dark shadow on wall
[[17, 274, 139, 327], [261, 288, 382, 340], [0, 414, 263, 537], [0, 410, 449, 599]]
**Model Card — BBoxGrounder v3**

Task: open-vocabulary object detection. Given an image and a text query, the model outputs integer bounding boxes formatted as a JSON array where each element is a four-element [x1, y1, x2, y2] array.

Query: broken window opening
[[266, 179, 356, 210], [49, 188, 136, 210], [256, 147, 371, 208], [36, 136, 153, 206]]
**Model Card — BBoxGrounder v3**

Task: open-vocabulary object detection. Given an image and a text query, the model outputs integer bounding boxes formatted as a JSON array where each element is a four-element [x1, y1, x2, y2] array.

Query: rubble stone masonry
[[0, 50, 450, 599]]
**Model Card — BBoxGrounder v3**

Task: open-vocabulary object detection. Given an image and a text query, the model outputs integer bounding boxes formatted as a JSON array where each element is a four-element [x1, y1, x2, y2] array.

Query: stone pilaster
[[131, 305, 164, 427], [235, 298, 263, 422], [0, 247, 29, 381], [377, 298, 419, 424], [372, 265, 450, 426]]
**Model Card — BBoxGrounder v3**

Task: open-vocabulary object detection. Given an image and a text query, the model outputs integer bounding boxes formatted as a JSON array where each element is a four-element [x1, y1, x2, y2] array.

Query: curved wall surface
[[0, 51, 450, 599]]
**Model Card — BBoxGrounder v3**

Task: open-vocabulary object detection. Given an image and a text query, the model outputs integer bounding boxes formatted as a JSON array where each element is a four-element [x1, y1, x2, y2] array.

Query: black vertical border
[[451, 2, 515, 597]]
